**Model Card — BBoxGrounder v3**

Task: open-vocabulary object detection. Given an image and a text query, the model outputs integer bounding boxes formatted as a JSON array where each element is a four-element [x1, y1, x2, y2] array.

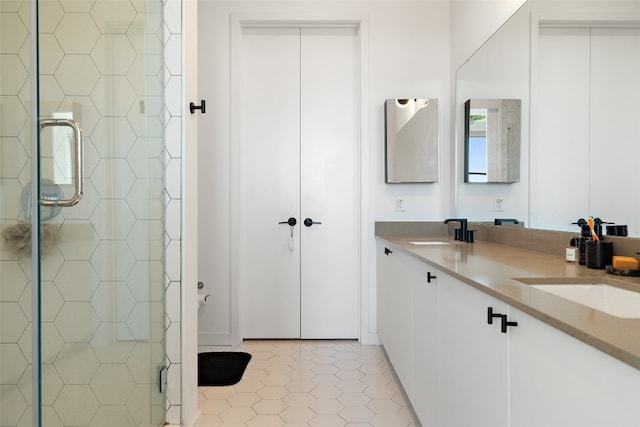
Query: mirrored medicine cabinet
[[464, 98, 521, 183], [385, 98, 439, 183]]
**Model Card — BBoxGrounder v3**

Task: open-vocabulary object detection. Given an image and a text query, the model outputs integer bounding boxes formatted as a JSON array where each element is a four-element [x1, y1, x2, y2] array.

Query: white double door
[[241, 26, 359, 339]]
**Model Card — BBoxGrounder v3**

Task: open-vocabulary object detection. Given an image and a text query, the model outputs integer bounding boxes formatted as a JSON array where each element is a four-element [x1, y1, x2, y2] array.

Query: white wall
[[181, 0, 199, 425], [450, 0, 527, 72], [196, 0, 451, 346]]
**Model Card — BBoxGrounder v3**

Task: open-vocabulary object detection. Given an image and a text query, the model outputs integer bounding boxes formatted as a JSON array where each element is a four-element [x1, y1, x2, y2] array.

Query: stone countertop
[[376, 233, 640, 371]]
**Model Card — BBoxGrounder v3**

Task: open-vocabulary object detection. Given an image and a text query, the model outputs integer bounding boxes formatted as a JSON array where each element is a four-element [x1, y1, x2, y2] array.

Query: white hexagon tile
[[197, 341, 419, 427]]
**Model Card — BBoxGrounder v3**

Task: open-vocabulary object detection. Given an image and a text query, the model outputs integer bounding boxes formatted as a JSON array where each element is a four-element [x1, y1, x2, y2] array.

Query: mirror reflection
[[40, 101, 80, 187], [455, 0, 640, 236], [464, 99, 521, 183], [385, 98, 438, 183]]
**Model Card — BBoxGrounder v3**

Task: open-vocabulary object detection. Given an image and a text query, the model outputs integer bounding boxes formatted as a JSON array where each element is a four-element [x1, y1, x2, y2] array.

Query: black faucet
[[494, 218, 519, 226], [444, 218, 467, 241]]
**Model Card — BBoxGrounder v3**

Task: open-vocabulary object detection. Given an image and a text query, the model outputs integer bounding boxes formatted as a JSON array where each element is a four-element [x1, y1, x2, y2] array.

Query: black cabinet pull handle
[[487, 307, 502, 325], [384, 247, 392, 255], [500, 314, 518, 333], [427, 272, 437, 283]]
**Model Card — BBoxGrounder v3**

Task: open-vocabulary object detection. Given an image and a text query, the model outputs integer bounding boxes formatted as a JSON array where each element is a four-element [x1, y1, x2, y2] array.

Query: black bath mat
[[198, 352, 252, 386]]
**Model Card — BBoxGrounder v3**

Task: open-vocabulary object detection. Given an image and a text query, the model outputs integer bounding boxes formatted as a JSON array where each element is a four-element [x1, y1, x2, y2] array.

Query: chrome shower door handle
[[39, 118, 84, 207]]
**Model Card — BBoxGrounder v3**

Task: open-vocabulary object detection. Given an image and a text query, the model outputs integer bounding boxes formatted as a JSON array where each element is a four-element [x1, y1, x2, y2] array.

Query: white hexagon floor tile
[[197, 340, 419, 427]]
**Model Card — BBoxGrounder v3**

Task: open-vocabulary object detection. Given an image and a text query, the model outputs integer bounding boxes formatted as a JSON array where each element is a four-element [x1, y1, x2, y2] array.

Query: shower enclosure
[[1, 0, 166, 425]]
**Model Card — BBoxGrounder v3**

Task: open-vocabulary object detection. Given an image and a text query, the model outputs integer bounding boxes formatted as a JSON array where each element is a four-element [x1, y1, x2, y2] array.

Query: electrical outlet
[[494, 196, 505, 212], [395, 196, 405, 212]]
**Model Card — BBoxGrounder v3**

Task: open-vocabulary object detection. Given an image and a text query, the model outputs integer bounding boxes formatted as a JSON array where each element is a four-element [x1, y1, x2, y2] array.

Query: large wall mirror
[[385, 98, 439, 183], [456, 0, 640, 237]]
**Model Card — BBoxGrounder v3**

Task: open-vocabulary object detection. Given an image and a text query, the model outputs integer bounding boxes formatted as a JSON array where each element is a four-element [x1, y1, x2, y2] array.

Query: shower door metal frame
[[29, 1, 42, 425]]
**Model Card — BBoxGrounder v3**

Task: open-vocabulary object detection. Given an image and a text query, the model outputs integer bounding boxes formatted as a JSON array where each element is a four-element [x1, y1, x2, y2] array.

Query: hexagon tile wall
[[0, 0, 183, 425]]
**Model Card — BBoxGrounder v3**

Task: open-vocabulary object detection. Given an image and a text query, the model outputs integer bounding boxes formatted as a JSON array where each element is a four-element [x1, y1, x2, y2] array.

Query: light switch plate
[[395, 196, 405, 212], [494, 196, 505, 212]]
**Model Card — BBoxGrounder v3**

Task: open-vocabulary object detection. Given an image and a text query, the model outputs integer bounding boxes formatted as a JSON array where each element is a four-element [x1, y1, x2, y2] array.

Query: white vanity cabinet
[[509, 307, 640, 427], [438, 276, 511, 427], [376, 240, 640, 427], [406, 250, 439, 426], [440, 278, 640, 427], [376, 243, 439, 425], [377, 244, 413, 391]]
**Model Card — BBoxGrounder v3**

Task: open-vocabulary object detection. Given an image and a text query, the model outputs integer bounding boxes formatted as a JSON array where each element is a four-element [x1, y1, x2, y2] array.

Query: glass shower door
[[1, 0, 166, 425], [1, 2, 37, 425]]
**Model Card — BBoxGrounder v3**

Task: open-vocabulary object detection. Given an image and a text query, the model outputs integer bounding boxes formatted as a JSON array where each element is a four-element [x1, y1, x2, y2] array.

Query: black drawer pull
[[500, 314, 518, 333], [487, 307, 502, 325]]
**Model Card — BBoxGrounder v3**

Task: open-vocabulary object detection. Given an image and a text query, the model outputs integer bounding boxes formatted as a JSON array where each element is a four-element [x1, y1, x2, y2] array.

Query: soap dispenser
[[592, 217, 613, 239], [570, 218, 592, 265]]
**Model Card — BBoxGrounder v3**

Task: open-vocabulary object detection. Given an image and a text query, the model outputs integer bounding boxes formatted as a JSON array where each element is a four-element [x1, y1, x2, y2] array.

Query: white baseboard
[[360, 331, 381, 345], [164, 409, 201, 427], [189, 410, 202, 427]]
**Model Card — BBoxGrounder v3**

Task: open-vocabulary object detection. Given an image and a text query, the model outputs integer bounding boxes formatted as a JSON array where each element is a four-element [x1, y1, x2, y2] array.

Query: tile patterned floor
[[197, 340, 419, 426]]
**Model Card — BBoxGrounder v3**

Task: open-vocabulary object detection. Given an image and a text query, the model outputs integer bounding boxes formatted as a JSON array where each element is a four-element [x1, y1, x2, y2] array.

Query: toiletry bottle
[[567, 237, 579, 262]]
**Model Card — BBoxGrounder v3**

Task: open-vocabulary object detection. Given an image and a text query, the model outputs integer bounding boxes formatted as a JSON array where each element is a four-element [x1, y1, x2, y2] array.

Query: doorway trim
[[229, 13, 370, 345]]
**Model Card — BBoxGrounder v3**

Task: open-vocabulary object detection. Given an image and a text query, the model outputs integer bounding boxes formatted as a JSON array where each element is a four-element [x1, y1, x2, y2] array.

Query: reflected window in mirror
[[467, 108, 488, 182], [464, 99, 521, 184], [385, 98, 439, 183]]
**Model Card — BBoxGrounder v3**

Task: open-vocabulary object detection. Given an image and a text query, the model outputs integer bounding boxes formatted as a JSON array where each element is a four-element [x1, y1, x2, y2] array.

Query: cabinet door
[[439, 278, 509, 427], [376, 244, 413, 392], [409, 257, 439, 426], [376, 243, 394, 346], [510, 307, 640, 427]]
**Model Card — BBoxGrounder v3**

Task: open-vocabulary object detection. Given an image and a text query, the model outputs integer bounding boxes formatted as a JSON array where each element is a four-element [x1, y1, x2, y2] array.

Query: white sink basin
[[409, 241, 450, 246], [532, 283, 640, 318]]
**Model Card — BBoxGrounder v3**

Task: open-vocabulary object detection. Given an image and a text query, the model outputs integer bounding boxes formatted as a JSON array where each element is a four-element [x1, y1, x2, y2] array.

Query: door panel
[[300, 27, 359, 339], [241, 26, 359, 339], [531, 27, 590, 230], [589, 28, 640, 226], [242, 28, 302, 338]]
